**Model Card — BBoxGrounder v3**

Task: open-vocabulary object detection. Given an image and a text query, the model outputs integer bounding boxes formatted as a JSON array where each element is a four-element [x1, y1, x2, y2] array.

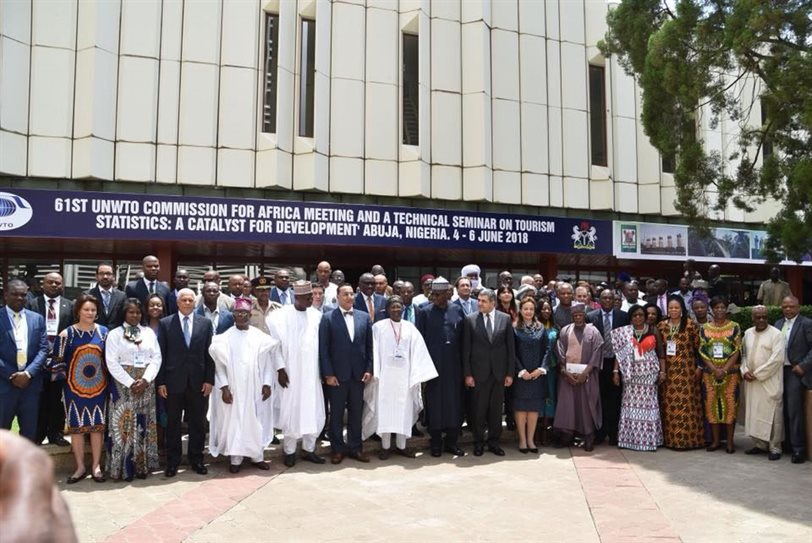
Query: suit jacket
[[26, 295, 74, 341], [0, 308, 49, 382], [453, 297, 478, 316], [353, 292, 387, 322], [586, 308, 630, 343], [194, 305, 234, 335], [86, 287, 127, 329], [270, 287, 295, 305], [462, 311, 516, 382], [165, 290, 179, 315], [125, 279, 171, 308], [319, 307, 373, 381], [156, 313, 214, 394], [774, 314, 812, 388]]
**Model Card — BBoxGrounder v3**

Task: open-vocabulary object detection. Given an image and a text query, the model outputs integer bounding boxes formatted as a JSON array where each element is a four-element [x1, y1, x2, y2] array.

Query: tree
[[600, 0, 811, 262]]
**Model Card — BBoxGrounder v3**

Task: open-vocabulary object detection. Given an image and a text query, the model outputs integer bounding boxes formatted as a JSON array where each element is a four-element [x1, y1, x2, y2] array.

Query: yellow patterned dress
[[698, 320, 742, 424]]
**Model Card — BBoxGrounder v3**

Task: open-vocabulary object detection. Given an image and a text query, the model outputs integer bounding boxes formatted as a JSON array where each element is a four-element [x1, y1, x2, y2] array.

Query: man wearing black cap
[[249, 276, 282, 334]]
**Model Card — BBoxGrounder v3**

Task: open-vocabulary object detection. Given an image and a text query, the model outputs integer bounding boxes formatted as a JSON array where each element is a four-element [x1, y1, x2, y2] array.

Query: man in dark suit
[[462, 288, 516, 457], [353, 273, 386, 323], [270, 268, 294, 305], [587, 288, 630, 445], [26, 272, 73, 446], [775, 295, 812, 464], [0, 279, 49, 441], [125, 255, 171, 307], [165, 268, 190, 316], [156, 288, 214, 477], [319, 284, 373, 464], [195, 282, 234, 335], [644, 279, 669, 319], [85, 263, 126, 330]]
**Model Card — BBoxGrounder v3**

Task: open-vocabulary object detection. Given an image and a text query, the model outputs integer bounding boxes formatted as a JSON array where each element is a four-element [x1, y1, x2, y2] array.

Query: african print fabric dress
[[699, 321, 742, 425], [56, 325, 109, 434], [657, 319, 704, 449], [542, 326, 558, 418], [611, 325, 663, 451]]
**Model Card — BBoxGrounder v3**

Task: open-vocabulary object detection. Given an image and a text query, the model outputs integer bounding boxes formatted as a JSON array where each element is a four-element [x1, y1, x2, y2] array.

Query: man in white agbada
[[742, 306, 785, 461], [208, 298, 277, 473], [363, 296, 438, 459], [266, 280, 326, 467]]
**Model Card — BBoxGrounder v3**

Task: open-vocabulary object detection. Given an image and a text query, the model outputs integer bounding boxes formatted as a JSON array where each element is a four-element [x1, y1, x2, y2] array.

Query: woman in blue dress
[[538, 300, 558, 444], [56, 294, 109, 483], [513, 298, 551, 453]]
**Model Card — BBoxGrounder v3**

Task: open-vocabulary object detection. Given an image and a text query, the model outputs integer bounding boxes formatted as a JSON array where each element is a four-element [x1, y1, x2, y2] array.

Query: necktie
[[602, 312, 613, 358], [343, 310, 353, 316], [367, 296, 375, 322], [485, 313, 493, 341], [280, 290, 287, 305], [47, 299, 56, 340], [404, 305, 412, 323], [13, 312, 25, 369], [183, 316, 191, 347], [101, 290, 110, 313], [149, 281, 155, 294]]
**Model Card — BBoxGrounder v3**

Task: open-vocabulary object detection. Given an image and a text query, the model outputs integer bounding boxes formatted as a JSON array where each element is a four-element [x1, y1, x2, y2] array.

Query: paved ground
[[59, 431, 811, 543]]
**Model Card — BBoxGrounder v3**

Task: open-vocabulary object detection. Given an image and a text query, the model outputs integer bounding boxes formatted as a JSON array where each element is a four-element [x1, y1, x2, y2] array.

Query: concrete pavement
[[60, 432, 811, 542]]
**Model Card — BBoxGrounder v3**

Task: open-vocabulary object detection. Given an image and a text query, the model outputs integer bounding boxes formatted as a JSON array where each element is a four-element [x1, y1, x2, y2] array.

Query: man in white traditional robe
[[363, 296, 438, 459], [267, 280, 326, 467], [208, 298, 277, 473], [742, 306, 785, 460]]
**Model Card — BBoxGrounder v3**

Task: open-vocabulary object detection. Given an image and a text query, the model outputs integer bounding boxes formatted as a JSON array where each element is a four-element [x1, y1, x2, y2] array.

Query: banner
[[0, 188, 612, 255]]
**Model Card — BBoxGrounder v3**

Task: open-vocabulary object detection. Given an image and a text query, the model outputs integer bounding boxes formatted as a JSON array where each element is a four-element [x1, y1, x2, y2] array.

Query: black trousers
[[166, 387, 208, 467], [783, 367, 807, 455], [597, 358, 621, 442], [471, 375, 505, 447], [327, 380, 364, 454], [36, 379, 66, 444], [429, 428, 459, 451]]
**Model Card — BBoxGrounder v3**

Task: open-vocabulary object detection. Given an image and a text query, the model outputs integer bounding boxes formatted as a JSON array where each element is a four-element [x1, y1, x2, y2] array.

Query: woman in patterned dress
[[105, 299, 162, 481], [699, 296, 742, 453], [537, 300, 558, 445], [57, 294, 109, 484], [657, 295, 704, 449], [611, 305, 665, 451]]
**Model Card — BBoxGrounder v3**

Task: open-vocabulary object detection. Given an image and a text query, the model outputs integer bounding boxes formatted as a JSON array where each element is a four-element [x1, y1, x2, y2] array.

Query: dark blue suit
[[0, 308, 49, 440], [353, 292, 386, 323], [270, 287, 294, 305], [194, 305, 234, 335], [319, 307, 373, 454], [125, 279, 171, 308]]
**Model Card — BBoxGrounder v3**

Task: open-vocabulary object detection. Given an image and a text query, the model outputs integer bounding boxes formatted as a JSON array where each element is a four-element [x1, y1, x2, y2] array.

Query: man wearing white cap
[[267, 280, 326, 467]]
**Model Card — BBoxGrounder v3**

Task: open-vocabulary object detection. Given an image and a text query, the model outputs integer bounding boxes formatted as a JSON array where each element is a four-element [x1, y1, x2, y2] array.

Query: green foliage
[[600, 0, 812, 262], [729, 305, 812, 330]]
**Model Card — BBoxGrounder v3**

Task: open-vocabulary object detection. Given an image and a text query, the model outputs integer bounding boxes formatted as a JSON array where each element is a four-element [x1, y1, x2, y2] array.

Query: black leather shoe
[[164, 466, 178, 478], [473, 445, 484, 457], [444, 446, 465, 457], [284, 454, 296, 467], [791, 453, 805, 464], [488, 445, 506, 456], [301, 451, 326, 464], [50, 436, 71, 447], [768, 452, 782, 461], [229, 465, 241, 474], [430, 449, 442, 457], [191, 463, 208, 475], [745, 447, 764, 455]]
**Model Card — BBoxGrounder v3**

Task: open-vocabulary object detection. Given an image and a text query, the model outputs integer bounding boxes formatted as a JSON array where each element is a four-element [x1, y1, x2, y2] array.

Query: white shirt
[[482, 308, 497, 334], [322, 282, 338, 305], [143, 277, 158, 292], [105, 325, 162, 387], [6, 306, 28, 370], [342, 307, 355, 341], [782, 316, 796, 365], [202, 306, 220, 333], [44, 296, 60, 337]]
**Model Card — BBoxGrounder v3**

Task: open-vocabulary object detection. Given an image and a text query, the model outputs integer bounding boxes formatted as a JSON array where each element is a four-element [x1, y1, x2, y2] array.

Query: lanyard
[[390, 320, 402, 345]]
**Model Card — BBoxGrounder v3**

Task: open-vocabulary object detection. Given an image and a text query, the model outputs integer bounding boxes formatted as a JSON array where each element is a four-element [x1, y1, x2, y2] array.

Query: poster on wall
[[639, 223, 688, 257]]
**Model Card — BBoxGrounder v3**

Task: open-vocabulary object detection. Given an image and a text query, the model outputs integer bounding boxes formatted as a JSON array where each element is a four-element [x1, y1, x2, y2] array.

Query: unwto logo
[[0, 192, 33, 231]]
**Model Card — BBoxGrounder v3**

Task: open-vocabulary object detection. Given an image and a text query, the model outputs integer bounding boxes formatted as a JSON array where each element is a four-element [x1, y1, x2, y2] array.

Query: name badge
[[46, 320, 58, 336], [666, 341, 677, 356], [393, 347, 405, 360], [133, 352, 146, 368], [712, 342, 724, 359]]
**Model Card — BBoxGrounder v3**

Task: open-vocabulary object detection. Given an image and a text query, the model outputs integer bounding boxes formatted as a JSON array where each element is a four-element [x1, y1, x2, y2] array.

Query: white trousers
[[381, 433, 407, 450], [283, 433, 318, 455], [230, 454, 265, 466]]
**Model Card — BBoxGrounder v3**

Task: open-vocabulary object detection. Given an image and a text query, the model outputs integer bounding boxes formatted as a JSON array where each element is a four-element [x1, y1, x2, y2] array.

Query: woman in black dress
[[513, 298, 551, 453]]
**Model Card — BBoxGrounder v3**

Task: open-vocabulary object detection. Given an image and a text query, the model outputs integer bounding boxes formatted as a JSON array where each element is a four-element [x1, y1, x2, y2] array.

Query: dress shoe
[[488, 445, 506, 456], [164, 466, 178, 478], [706, 444, 720, 452], [378, 449, 391, 460], [519, 448, 529, 454], [348, 451, 370, 463], [191, 463, 208, 475], [331, 452, 345, 464], [725, 446, 735, 454], [443, 446, 465, 457], [395, 447, 417, 458], [768, 452, 782, 461], [253, 461, 270, 470], [430, 449, 442, 458], [791, 453, 805, 464], [283, 454, 296, 467], [91, 468, 106, 483], [301, 451, 326, 464], [473, 445, 484, 457], [50, 436, 71, 447], [66, 470, 87, 484], [229, 465, 241, 474], [745, 447, 764, 455]]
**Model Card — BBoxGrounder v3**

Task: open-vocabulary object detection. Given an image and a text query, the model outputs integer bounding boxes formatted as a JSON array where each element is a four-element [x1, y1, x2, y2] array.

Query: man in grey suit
[[775, 296, 812, 464], [462, 288, 516, 457]]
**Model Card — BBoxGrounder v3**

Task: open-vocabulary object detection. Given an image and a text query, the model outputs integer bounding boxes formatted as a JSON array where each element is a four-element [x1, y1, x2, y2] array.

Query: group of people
[[1, 257, 810, 486]]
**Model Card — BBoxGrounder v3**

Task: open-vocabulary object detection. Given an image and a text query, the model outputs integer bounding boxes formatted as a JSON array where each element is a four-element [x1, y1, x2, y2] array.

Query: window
[[761, 97, 772, 159], [402, 33, 419, 145], [588, 65, 607, 166], [261, 14, 280, 134], [662, 152, 675, 173], [298, 18, 316, 138]]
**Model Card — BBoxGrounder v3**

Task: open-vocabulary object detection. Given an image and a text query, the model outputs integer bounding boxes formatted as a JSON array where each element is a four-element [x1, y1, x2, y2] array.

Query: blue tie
[[280, 290, 287, 305], [183, 316, 191, 347]]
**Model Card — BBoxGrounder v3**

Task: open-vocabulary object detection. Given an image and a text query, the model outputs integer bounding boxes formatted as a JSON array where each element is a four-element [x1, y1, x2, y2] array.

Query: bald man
[[315, 261, 338, 305], [125, 255, 171, 307]]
